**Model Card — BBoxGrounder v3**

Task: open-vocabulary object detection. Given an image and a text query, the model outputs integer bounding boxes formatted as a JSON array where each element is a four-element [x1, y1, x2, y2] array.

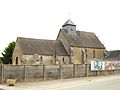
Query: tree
[[1, 41, 15, 64], [0, 57, 3, 64]]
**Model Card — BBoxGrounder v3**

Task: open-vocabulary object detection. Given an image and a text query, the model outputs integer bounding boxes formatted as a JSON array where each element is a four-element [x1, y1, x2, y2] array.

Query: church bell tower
[[62, 19, 76, 35]]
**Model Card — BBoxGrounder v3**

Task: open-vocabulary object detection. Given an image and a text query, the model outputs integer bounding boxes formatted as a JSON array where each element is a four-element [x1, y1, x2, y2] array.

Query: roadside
[[0, 74, 120, 90]]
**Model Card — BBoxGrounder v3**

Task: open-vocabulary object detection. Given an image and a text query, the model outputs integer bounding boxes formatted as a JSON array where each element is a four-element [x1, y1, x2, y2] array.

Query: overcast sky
[[0, 0, 120, 56]]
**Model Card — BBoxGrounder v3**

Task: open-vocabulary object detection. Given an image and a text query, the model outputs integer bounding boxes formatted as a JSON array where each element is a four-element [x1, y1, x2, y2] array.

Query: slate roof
[[17, 37, 68, 56], [62, 19, 76, 27], [61, 29, 105, 49], [103, 50, 120, 61]]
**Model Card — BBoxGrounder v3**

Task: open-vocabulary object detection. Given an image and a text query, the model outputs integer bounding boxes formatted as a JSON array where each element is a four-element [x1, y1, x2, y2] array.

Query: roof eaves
[[70, 45, 105, 49]]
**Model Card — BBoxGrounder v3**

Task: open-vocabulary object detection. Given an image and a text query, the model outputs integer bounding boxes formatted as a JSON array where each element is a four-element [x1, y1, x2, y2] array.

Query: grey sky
[[0, 0, 120, 56]]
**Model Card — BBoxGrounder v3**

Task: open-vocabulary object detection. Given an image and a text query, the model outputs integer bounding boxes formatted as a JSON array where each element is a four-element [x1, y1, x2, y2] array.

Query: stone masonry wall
[[71, 47, 105, 64], [21, 55, 69, 65]]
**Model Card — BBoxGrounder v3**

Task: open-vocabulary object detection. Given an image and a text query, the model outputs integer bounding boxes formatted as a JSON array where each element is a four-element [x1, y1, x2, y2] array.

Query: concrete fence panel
[[3, 65, 24, 82], [74, 64, 86, 77], [87, 64, 97, 76], [44, 65, 59, 80], [61, 64, 74, 79], [25, 65, 43, 82]]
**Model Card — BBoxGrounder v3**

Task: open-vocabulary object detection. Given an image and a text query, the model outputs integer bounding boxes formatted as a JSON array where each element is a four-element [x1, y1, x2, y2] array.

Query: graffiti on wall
[[91, 60, 120, 71], [105, 61, 120, 70]]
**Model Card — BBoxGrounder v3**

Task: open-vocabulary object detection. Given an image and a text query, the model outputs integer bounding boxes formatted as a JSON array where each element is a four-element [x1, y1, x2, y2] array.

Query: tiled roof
[[61, 29, 105, 49], [17, 37, 68, 56], [103, 50, 120, 61], [62, 19, 76, 27]]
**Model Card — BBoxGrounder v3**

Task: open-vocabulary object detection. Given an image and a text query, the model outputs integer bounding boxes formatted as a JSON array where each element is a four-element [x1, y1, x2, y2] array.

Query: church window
[[81, 50, 84, 64], [93, 50, 95, 58], [63, 57, 65, 64], [85, 49, 87, 58], [40, 56, 43, 62]]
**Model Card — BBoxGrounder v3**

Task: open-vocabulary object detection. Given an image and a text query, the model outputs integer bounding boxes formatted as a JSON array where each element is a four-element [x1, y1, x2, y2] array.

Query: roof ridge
[[109, 50, 120, 52], [76, 31, 95, 34], [17, 37, 56, 41]]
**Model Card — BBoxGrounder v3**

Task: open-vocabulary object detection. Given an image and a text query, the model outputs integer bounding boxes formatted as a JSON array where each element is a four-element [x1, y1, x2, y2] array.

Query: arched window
[[81, 50, 84, 64], [93, 50, 95, 58], [63, 57, 65, 64], [85, 49, 87, 58]]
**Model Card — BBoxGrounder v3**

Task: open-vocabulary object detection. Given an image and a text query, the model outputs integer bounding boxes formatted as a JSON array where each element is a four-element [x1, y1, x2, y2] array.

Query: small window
[[93, 50, 95, 58], [63, 57, 65, 64], [40, 56, 43, 64], [16, 57, 18, 65], [40, 56, 43, 61], [85, 49, 87, 58]]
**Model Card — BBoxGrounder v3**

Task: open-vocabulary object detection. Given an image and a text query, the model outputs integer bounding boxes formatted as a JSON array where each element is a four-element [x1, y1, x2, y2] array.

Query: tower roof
[[62, 19, 76, 27]]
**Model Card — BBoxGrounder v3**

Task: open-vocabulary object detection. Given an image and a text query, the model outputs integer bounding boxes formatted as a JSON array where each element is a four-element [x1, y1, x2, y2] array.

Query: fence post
[[1, 65, 3, 83], [58, 65, 60, 79], [43, 65, 45, 80], [113, 70, 114, 74], [59, 65, 62, 79], [85, 64, 89, 77], [73, 64, 75, 78], [24, 65, 26, 82], [96, 71, 97, 76], [85, 64, 87, 77], [96, 70, 99, 76], [60, 65, 63, 79]]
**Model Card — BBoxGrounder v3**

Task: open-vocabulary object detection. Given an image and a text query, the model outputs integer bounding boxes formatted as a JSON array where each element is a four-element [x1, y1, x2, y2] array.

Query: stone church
[[12, 19, 106, 65]]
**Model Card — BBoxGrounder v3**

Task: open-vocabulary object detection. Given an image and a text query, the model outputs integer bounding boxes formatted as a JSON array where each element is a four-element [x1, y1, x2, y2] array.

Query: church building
[[12, 19, 106, 65]]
